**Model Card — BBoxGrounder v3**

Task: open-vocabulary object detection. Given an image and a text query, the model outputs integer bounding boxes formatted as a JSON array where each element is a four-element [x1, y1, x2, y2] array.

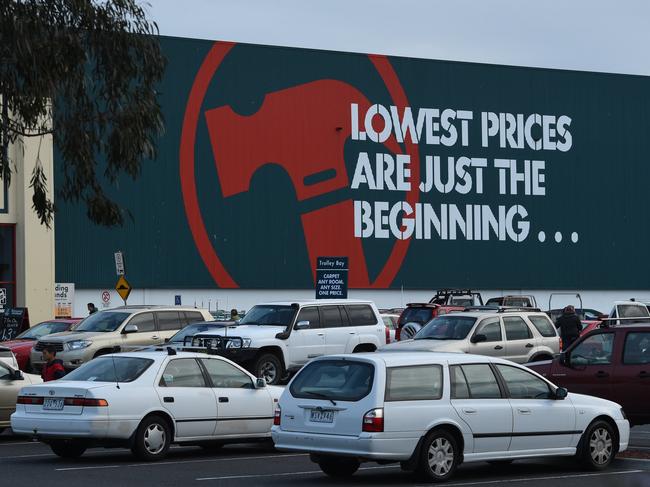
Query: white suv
[[189, 300, 386, 385], [382, 309, 560, 363], [272, 352, 629, 482]]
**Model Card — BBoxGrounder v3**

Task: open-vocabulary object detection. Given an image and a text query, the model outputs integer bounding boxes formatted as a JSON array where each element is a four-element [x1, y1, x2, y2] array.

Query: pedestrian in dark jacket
[[41, 345, 66, 382], [555, 305, 582, 350]]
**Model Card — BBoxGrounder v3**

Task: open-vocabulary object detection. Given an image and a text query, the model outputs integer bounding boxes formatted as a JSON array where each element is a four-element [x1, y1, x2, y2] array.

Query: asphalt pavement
[[1, 427, 649, 487]]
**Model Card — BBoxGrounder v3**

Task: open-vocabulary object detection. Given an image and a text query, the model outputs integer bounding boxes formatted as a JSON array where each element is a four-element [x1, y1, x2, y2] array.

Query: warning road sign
[[115, 276, 132, 302]]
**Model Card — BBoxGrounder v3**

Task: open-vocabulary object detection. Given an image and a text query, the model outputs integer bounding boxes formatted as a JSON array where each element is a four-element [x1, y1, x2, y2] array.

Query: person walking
[[41, 345, 66, 382], [87, 302, 98, 315], [555, 305, 582, 350]]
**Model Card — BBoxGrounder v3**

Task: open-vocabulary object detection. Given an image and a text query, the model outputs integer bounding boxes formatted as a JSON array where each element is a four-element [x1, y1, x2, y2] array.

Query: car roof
[[99, 350, 222, 361], [101, 306, 209, 313], [253, 300, 375, 306], [321, 351, 518, 367]]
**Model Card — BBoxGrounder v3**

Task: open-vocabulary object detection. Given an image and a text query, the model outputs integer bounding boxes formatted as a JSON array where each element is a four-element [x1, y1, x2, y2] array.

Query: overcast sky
[[145, 0, 650, 76]]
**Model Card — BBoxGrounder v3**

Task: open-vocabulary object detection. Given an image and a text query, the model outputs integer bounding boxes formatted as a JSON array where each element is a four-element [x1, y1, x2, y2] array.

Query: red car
[[0, 319, 81, 372], [527, 323, 650, 425]]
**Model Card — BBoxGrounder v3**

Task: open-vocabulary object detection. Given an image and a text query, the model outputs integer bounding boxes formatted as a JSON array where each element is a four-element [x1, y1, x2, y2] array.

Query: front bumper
[[30, 348, 91, 372], [271, 428, 417, 461], [181, 346, 259, 365], [616, 419, 630, 452]]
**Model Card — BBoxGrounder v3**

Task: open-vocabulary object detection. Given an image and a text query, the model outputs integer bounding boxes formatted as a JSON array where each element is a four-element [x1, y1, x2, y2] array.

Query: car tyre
[[131, 415, 172, 461], [50, 439, 87, 459], [318, 456, 360, 478], [578, 420, 616, 470], [254, 353, 283, 385], [415, 429, 459, 482]]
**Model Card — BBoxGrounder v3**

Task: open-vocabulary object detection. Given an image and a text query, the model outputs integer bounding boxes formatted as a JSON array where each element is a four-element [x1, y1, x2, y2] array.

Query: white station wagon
[[272, 352, 629, 482], [11, 350, 282, 460]]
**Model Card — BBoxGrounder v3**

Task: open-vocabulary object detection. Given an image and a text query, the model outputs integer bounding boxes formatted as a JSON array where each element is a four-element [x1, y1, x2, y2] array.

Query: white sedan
[[11, 350, 282, 460], [272, 352, 630, 482]]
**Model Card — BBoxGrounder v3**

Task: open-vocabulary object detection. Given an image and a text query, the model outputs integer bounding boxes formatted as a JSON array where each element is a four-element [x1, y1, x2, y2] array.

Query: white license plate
[[43, 398, 64, 410], [310, 409, 334, 423]]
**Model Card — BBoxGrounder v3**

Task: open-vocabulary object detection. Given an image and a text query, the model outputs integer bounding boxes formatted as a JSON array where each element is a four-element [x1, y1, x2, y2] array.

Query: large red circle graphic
[[179, 41, 420, 289]]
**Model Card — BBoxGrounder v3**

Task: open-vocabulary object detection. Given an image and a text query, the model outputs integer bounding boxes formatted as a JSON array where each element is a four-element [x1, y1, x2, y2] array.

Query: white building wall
[[73, 288, 639, 319]]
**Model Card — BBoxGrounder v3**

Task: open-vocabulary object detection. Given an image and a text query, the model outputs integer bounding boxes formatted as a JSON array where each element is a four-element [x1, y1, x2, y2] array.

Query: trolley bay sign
[[54, 36, 650, 291], [315, 257, 349, 299]]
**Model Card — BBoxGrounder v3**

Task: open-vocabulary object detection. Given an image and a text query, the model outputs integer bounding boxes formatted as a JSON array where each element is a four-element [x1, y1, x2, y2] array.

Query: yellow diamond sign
[[115, 275, 132, 302]]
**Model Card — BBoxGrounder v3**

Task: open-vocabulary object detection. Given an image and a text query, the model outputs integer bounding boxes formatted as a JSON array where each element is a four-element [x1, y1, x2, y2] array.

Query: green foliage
[[0, 0, 166, 226]]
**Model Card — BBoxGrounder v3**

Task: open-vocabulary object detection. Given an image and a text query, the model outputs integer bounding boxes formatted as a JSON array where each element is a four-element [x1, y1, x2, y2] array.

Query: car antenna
[[111, 346, 120, 389]]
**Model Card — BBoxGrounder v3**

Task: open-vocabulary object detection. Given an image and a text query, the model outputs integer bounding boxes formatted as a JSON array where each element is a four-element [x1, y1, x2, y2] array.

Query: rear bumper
[[11, 412, 137, 440], [271, 428, 417, 461]]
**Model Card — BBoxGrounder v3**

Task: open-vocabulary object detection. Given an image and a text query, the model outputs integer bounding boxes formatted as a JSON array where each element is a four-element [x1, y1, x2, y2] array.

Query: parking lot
[[1, 427, 648, 487]]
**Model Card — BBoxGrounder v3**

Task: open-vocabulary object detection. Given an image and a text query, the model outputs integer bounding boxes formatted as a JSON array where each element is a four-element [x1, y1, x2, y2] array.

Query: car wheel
[[415, 429, 459, 482], [50, 439, 87, 459], [318, 456, 360, 478], [579, 420, 616, 470], [254, 353, 283, 385], [131, 415, 171, 461]]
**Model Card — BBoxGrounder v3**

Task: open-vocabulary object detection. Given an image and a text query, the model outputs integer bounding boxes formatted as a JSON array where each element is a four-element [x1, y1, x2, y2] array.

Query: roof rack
[[463, 306, 499, 312], [597, 317, 650, 328], [497, 307, 542, 313]]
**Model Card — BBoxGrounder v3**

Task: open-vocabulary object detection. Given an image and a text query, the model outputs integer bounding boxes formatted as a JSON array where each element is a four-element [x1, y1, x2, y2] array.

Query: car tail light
[[385, 326, 391, 344], [362, 408, 384, 432], [273, 406, 281, 426], [17, 396, 44, 405], [64, 398, 108, 407], [395, 327, 401, 341], [559, 337, 563, 350]]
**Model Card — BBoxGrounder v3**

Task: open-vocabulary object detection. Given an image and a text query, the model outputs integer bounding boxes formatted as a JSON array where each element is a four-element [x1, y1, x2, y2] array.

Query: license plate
[[43, 398, 64, 410], [310, 409, 334, 423]]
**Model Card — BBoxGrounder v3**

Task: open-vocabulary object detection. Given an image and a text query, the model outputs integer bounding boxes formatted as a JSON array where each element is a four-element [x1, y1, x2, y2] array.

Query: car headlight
[[225, 338, 252, 349], [67, 340, 93, 351]]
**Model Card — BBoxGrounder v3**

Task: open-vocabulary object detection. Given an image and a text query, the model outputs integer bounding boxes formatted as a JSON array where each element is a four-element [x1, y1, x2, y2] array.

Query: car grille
[[34, 341, 65, 352]]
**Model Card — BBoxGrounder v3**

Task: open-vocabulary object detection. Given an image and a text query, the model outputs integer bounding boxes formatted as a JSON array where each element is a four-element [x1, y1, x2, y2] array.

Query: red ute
[[527, 323, 650, 425], [0, 319, 81, 372]]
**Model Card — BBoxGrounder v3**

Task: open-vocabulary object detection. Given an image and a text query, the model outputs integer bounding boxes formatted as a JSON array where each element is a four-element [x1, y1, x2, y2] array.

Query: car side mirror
[[555, 387, 568, 400], [122, 323, 138, 334], [294, 320, 310, 330], [11, 369, 23, 381], [255, 378, 267, 389], [164, 337, 170, 343], [471, 334, 487, 344]]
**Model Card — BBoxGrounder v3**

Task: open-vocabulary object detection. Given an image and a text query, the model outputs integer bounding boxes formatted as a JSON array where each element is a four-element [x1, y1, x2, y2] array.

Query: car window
[[290, 359, 374, 401], [623, 332, 650, 365], [0, 362, 12, 380], [346, 305, 377, 326], [529, 315, 557, 337], [450, 365, 470, 399], [296, 306, 320, 329], [617, 304, 650, 318], [385, 365, 442, 401], [156, 311, 183, 331], [320, 306, 345, 328], [201, 359, 252, 388], [64, 357, 153, 383], [459, 364, 502, 399], [128, 312, 156, 333], [475, 318, 502, 342], [159, 358, 206, 387], [399, 307, 434, 325], [496, 364, 552, 399], [184, 312, 205, 326], [503, 316, 533, 340], [571, 333, 615, 365], [415, 315, 476, 341]]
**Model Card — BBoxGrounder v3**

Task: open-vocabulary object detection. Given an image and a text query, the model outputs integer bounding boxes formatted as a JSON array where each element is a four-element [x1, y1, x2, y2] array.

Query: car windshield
[[290, 359, 374, 402], [75, 312, 130, 333], [415, 315, 477, 340], [398, 307, 434, 325], [63, 356, 153, 382], [15, 322, 72, 340], [169, 323, 223, 343], [238, 305, 296, 326]]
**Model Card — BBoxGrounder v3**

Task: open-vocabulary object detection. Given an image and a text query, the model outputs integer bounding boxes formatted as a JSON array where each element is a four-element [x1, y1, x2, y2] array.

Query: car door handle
[[317, 333, 325, 336], [163, 397, 174, 403], [525, 343, 534, 348], [517, 408, 532, 414], [462, 408, 477, 414], [494, 345, 503, 350], [639, 371, 649, 379], [152, 336, 160, 340], [218, 397, 229, 403], [595, 371, 609, 378]]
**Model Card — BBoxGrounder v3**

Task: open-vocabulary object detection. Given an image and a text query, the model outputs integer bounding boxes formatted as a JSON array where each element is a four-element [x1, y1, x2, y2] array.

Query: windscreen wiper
[[304, 391, 337, 406]]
